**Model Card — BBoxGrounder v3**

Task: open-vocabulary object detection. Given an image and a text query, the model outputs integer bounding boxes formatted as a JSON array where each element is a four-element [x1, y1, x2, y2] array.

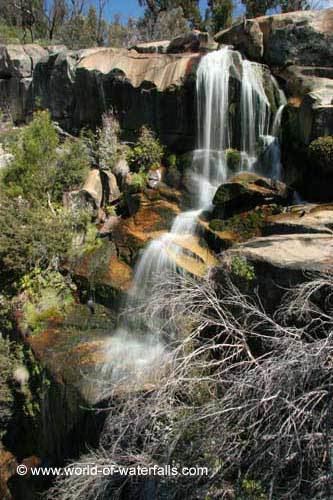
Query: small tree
[[2, 110, 58, 203], [208, 0, 233, 33]]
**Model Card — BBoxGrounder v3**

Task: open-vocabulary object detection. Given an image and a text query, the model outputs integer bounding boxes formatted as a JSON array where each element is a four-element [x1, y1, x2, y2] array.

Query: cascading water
[[101, 47, 286, 388], [241, 60, 271, 167]]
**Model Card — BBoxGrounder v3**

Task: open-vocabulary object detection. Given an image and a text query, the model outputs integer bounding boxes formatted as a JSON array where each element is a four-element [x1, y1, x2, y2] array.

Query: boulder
[[114, 189, 180, 264], [113, 158, 130, 189], [215, 9, 333, 68], [167, 30, 209, 53], [131, 40, 170, 54], [263, 204, 333, 236], [100, 169, 121, 204], [0, 44, 48, 78], [147, 167, 163, 188], [219, 232, 333, 310], [282, 101, 333, 202], [99, 215, 120, 237], [0, 448, 17, 499], [82, 169, 103, 208], [213, 172, 291, 218], [0, 145, 13, 169], [74, 241, 133, 294], [215, 19, 264, 61]]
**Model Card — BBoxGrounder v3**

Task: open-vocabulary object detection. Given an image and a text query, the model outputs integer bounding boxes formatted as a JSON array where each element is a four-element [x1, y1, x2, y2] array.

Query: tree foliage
[[1, 110, 89, 204], [127, 126, 164, 172], [207, 0, 233, 33]]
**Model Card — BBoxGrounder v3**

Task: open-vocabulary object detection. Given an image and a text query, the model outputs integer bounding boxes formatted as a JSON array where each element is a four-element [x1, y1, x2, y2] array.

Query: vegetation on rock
[[308, 135, 333, 174], [19, 269, 75, 335], [1, 110, 89, 204], [230, 255, 255, 281], [127, 126, 164, 173], [225, 147, 241, 171]]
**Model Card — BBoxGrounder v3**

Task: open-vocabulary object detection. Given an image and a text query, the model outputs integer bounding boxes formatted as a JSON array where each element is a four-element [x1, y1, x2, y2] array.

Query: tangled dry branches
[[47, 271, 333, 500]]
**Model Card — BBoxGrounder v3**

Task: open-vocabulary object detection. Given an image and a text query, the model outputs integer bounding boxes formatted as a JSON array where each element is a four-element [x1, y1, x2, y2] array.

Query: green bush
[[166, 154, 177, 168], [225, 148, 241, 171], [52, 138, 90, 201], [127, 126, 164, 173], [231, 256, 255, 281], [308, 136, 333, 173], [0, 196, 76, 280], [209, 219, 225, 232], [1, 111, 89, 204], [127, 171, 148, 193], [1, 110, 59, 203], [165, 165, 181, 188], [20, 269, 75, 335]]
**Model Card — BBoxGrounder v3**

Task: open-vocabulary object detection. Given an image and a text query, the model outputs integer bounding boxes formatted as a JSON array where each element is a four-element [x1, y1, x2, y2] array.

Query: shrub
[[0, 196, 76, 280], [52, 138, 90, 201], [225, 148, 241, 172], [1, 112, 90, 204], [97, 112, 126, 171], [127, 126, 164, 173], [1, 110, 59, 203], [127, 171, 148, 193], [166, 154, 177, 168], [165, 165, 181, 188], [20, 269, 75, 335], [308, 136, 333, 173], [231, 256, 255, 281]]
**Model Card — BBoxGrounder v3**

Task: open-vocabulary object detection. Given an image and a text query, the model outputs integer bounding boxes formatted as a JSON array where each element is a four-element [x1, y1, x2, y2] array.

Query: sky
[[97, 0, 332, 22], [101, 0, 210, 21]]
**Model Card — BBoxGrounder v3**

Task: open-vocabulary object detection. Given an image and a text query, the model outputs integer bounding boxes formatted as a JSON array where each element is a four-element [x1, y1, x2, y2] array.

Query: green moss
[[240, 479, 267, 499], [214, 183, 247, 207], [225, 148, 241, 172], [308, 136, 333, 173], [231, 256, 255, 281], [209, 219, 225, 232], [166, 154, 177, 168]]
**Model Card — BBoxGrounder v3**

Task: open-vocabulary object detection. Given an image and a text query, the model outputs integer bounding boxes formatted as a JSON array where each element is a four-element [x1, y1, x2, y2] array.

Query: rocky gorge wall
[[0, 44, 200, 152], [1, 9, 333, 197], [216, 8, 333, 201]]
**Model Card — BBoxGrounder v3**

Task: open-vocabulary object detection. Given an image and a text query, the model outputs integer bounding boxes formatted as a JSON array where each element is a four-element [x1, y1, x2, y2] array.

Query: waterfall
[[241, 60, 271, 166], [101, 47, 286, 388], [272, 104, 285, 137], [195, 47, 237, 207], [258, 104, 286, 180]]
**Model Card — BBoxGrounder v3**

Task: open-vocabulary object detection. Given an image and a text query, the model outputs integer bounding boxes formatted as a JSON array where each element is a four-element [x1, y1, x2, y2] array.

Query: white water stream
[[102, 47, 286, 386]]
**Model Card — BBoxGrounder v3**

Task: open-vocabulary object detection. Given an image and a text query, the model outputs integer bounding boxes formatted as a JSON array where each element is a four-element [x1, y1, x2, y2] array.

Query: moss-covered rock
[[308, 136, 333, 175], [225, 148, 241, 172], [213, 172, 291, 218]]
